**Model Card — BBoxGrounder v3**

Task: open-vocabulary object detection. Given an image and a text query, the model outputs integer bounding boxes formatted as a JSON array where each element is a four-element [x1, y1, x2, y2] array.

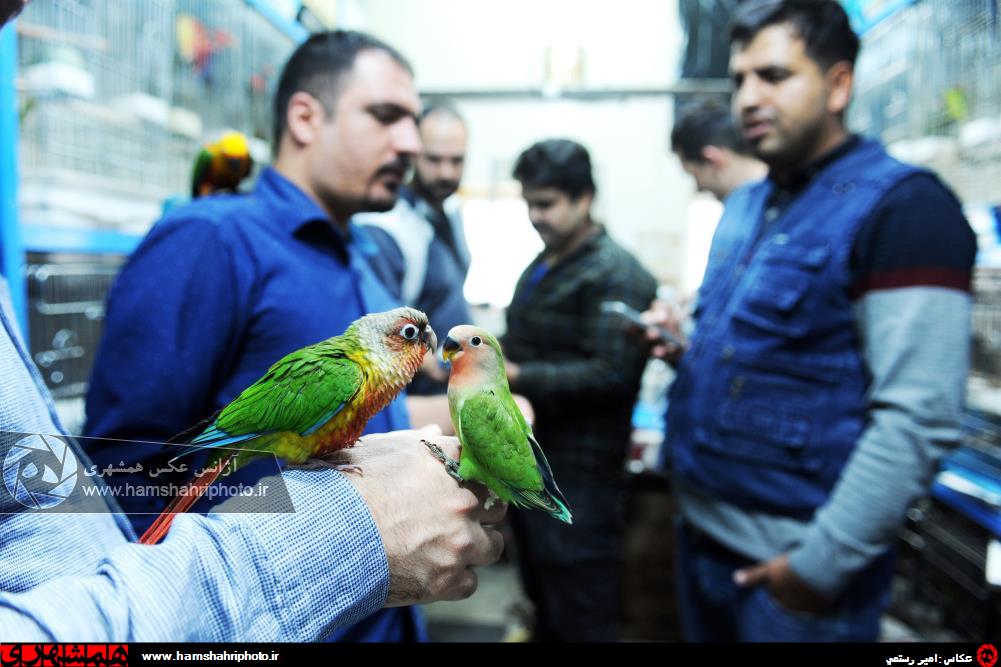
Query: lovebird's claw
[[421, 439, 464, 483]]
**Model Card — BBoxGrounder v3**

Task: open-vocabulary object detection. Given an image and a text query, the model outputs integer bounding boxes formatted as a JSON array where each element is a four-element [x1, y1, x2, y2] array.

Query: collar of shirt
[[767, 134, 862, 198], [254, 166, 379, 263], [761, 135, 863, 229], [540, 223, 607, 269]]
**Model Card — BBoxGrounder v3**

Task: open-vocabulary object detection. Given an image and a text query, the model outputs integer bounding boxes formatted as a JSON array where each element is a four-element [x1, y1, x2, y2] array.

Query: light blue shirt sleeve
[[1, 470, 390, 641], [0, 279, 390, 640]]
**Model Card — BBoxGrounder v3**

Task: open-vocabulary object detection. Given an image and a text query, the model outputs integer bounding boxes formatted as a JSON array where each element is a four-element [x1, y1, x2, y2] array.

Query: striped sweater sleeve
[[788, 173, 978, 597]]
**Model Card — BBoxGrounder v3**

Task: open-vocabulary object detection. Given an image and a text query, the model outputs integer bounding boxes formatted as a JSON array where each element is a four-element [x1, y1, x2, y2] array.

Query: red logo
[[0, 644, 128, 667], [979, 644, 998, 667]]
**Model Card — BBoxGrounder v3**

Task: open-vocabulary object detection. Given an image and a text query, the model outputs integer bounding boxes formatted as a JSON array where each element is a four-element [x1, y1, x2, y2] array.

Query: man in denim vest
[[663, 0, 976, 641]]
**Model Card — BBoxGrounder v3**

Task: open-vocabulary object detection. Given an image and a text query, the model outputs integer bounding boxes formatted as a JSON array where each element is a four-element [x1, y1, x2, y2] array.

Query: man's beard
[[414, 174, 459, 203], [359, 195, 396, 213]]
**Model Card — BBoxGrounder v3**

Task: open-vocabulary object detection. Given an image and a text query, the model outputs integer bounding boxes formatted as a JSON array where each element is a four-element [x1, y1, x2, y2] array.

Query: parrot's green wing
[[176, 345, 363, 457], [458, 390, 572, 523], [190, 148, 212, 197]]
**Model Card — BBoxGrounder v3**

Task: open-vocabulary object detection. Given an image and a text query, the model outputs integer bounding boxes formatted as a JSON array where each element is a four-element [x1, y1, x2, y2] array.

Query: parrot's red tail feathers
[[138, 454, 233, 545]]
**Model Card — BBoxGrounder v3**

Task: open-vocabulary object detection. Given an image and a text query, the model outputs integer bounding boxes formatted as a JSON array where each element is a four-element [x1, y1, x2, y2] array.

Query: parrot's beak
[[422, 326, 437, 355], [441, 335, 461, 362]]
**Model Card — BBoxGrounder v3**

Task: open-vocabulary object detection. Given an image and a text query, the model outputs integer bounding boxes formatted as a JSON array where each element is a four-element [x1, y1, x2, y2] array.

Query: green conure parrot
[[190, 131, 253, 198], [139, 307, 436, 545], [430, 325, 572, 524]]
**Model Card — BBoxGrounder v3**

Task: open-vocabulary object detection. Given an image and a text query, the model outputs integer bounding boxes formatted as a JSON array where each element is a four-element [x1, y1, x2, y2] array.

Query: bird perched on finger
[[139, 307, 436, 545], [191, 131, 253, 198], [427, 325, 572, 524]]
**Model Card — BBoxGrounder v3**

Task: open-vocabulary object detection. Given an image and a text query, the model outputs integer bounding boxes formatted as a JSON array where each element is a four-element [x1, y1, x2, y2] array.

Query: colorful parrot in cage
[[190, 131, 253, 198], [139, 307, 436, 545]]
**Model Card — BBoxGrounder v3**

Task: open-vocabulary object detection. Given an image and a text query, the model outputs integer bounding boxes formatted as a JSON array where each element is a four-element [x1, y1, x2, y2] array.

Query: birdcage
[[18, 0, 179, 195], [25, 254, 125, 400], [850, 0, 1001, 204], [972, 267, 1001, 381], [170, 0, 293, 150]]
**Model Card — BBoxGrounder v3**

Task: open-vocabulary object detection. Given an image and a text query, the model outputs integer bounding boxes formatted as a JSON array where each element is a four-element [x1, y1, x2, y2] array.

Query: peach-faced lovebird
[[139, 307, 436, 544], [429, 325, 572, 524], [190, 131, 253, 198]]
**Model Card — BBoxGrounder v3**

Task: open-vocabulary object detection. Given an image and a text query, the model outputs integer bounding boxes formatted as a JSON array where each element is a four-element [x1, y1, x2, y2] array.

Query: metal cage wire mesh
[[14, 0, 297, 401], [17, 0, 294, 198], [850, 0, 1001, 204]]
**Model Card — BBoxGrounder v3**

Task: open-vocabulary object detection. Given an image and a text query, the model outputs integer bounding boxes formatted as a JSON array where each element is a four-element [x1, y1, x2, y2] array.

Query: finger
[[479, 498, 508, 524], [442, 568, 479, 601], [651, 344, 669, 359], [463, 485, 508, 523], [465, 480, 493, 502], [418, 423, 444, 436], [467, 525, 505, 567], [733, 562, 770, 587]]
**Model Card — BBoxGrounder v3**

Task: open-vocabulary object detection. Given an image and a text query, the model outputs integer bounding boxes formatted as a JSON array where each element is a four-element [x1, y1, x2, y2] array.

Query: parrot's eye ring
[[399, 324, 420, 340], [470, 336, 482, 347]]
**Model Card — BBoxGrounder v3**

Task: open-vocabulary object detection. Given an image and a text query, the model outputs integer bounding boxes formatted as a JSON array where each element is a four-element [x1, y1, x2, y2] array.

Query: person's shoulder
[[360, 224, 402, 253], [157, 193, 256, 232], [880, 169, 961, 207], [137, 194, 260, 259], [596, 232, 658, 284], [870, 171, 972, 240], [852, 171, 976, 294]]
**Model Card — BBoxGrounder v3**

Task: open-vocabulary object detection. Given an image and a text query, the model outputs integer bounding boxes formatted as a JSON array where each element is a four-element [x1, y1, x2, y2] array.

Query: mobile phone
[[599, 300, 685, 347]]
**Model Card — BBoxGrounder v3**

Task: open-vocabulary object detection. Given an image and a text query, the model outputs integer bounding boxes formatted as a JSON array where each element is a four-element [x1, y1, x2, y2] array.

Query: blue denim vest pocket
[[732, 245, 831, 339], [701, 355, 843, 475]]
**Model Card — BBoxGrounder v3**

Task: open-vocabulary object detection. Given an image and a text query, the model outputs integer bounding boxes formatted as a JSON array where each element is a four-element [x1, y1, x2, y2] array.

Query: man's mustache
[[375, 157, 413, 180]]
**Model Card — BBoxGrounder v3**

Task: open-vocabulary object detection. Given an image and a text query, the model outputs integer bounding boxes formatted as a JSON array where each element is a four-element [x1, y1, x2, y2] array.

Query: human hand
[[512, 394, 534, 425], [505, 359, 521, 385], [733, 553, 832, 615], [640, 300, 687, 364], [339, 427, 506, 605]]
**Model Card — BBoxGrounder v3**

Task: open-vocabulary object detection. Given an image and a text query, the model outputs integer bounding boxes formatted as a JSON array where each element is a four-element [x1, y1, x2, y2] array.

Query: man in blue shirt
[[0, 5, 501, 641], [80, 31, 477, 641]]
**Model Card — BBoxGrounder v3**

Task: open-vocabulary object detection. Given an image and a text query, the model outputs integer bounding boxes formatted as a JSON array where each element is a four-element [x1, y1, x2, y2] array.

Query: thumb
[[733, 561, 770, 587], [417, 423, 444, 436]]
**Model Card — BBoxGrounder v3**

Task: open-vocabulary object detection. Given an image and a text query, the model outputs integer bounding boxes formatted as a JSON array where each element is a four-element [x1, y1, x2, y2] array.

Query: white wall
[[350, 0, 681, 90], [349, 0, 700, 298]]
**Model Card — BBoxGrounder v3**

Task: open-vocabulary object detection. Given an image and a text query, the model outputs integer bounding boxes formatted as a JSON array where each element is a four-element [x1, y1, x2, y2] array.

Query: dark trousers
[[676, 518, 896, 642], [509, 478, 626, 642]]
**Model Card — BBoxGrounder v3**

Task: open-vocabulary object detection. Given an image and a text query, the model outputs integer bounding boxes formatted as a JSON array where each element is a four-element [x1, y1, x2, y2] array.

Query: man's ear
[[701, 145, 729, 168], [285, 91, 326, 147], [826, 61, 854, 115]]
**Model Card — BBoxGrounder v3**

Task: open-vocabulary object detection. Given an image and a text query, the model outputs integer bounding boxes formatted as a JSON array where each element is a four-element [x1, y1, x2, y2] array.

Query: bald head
[[413, 105, 468, 206]]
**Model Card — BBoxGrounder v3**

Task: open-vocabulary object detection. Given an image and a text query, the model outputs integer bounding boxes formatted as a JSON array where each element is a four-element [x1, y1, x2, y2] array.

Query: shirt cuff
[[786, 523, 869, 599]]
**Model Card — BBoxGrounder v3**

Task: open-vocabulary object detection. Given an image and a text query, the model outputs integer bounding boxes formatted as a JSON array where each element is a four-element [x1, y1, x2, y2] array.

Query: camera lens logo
[[979, 644, 998, 667], [3, 434, 79, 509]]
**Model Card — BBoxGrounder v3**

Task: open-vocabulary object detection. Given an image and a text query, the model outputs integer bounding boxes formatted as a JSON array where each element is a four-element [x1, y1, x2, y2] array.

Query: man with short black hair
[[671, 98, 766, 202], [664, 0, 976, 641], [82, 30, 504, 641], [503, 139, 658, 641]]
